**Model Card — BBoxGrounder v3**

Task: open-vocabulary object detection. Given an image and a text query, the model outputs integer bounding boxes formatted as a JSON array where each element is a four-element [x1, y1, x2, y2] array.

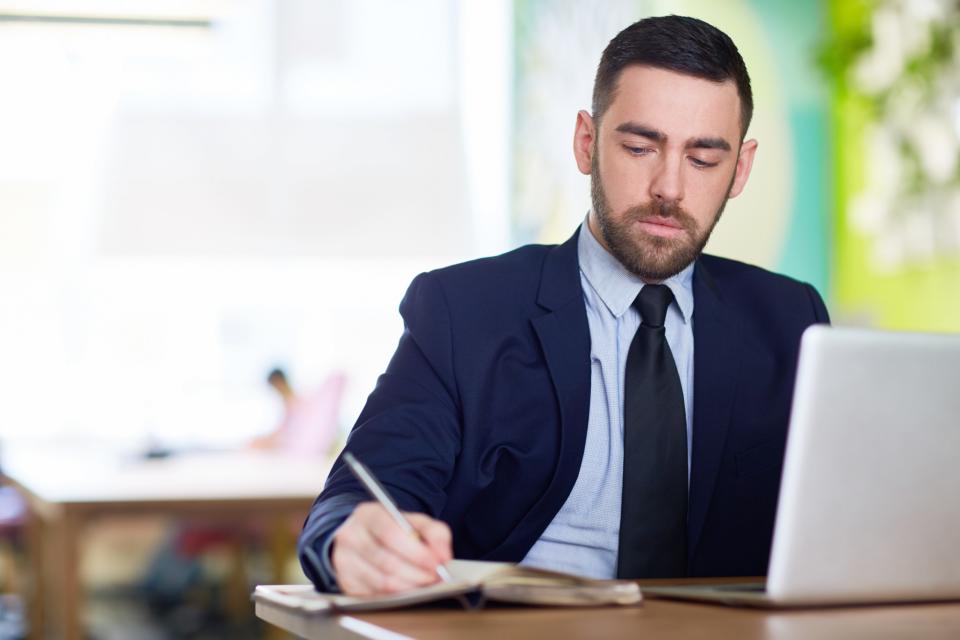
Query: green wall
[[828, 0, 960, 331]]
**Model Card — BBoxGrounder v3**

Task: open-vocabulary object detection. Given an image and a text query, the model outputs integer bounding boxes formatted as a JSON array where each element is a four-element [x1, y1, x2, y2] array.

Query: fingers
[[332, 502, 452, 596], [333, 543, 387, 596], [334, 538, 437, 595], [407, 513, 453, 564], [367, 509, 443, 573]]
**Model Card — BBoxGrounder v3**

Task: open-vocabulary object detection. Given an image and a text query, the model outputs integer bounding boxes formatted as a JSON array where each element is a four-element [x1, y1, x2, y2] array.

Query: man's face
[[574, 65, 757, 281]]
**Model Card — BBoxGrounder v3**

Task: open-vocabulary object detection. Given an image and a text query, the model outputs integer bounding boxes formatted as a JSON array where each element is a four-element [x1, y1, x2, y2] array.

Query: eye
[[689, 156, 719, 169], [624, 145, 653, 156]]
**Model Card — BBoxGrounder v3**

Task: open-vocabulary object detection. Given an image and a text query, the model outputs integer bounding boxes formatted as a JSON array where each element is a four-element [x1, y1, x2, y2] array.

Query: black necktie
[[617, 284, 688, 578]]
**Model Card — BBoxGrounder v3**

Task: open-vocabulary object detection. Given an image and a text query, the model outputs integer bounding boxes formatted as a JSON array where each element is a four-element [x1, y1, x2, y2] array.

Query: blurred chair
[[141, 371, 346, 622], [0, 485, 26, 638], [0, 485, 26, 593]]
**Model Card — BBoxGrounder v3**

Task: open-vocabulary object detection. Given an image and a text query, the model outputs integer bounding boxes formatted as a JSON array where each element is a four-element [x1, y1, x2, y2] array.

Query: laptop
[[644, 325, 960, 607]]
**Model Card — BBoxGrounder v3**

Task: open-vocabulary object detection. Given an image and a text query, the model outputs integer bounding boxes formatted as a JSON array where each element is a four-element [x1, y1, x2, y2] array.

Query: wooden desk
[[255, 583, 960, 639], [2, 443, 331, 640]]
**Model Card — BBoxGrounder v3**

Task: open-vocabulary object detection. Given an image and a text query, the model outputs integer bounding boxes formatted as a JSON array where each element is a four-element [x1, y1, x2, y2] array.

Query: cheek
[[683, 175, 733, 224], [601, 155, 650, 206], [687, 164, 736, 200]]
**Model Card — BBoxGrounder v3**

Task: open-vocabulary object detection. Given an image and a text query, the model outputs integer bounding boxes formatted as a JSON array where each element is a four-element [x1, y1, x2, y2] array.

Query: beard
[[590, 153, 733, 281]]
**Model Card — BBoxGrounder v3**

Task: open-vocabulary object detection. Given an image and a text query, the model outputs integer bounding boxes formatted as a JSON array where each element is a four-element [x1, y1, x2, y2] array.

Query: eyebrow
[[615, 122, 664, 142], [689, 136, 731, 151], [614, 122, 731, 152]]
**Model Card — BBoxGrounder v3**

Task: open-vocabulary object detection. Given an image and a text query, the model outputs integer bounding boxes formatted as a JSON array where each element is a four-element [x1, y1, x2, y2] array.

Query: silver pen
[[343, 452, 454, 583]]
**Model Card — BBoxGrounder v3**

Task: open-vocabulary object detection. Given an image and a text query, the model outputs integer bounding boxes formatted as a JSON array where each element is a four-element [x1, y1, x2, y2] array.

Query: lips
[[635, 217, 685, 237], [638, 218, 682, 229]]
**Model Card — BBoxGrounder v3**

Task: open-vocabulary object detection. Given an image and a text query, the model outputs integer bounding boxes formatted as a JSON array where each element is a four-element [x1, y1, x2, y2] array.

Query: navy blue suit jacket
[[299, 228, 829, 589]]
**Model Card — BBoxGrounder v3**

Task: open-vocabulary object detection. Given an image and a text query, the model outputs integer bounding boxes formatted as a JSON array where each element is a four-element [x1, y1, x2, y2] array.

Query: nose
[[648, 153, 684, 204]]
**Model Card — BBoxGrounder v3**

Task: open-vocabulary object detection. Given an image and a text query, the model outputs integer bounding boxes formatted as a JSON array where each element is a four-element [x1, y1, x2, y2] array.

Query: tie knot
[[633, 284, 674, 328]]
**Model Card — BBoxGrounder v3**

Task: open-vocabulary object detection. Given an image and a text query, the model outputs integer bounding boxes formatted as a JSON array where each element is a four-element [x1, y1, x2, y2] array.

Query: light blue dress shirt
[[520, 218, 695, 579]]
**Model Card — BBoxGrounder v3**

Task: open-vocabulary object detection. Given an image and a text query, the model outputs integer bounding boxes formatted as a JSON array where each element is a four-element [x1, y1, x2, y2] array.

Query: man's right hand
[[331, 501, 453, 596]]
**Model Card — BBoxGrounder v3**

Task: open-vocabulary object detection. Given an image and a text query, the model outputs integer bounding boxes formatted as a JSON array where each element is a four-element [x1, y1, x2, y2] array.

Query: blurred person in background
[[251, 368, 346, 457]]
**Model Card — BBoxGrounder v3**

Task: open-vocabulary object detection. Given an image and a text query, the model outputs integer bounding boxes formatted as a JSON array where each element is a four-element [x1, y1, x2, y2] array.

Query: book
[[253, 560, 642, 613]]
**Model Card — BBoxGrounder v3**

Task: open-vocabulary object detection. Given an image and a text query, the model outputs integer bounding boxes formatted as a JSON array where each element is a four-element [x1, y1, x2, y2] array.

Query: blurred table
[[1, 443, 331, 640]]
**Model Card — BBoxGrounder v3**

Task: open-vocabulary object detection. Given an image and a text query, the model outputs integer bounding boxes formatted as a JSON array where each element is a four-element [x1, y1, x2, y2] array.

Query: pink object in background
[[275, 372, 347, 457]]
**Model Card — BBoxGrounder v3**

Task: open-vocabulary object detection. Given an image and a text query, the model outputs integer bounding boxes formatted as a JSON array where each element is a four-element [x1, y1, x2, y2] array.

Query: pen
[[342, 452, 454, 583]]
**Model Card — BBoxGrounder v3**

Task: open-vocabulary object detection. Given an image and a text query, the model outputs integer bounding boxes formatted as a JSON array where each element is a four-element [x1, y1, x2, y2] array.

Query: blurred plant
[[820, 0, 960, 270]]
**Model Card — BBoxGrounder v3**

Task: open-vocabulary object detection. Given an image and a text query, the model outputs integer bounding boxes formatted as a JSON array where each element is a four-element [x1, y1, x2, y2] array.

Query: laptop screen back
[[767, 326, 960, 604]]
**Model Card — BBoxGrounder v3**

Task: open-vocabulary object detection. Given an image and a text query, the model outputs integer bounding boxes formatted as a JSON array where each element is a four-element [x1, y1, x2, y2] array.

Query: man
[[299, 15, 829, 595], [251, 368, 345, 455]]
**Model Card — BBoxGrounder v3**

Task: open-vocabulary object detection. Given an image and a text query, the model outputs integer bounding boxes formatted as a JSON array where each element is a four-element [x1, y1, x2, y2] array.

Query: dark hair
[[592, 15, 753, 137], [267, 368, 287, 385]]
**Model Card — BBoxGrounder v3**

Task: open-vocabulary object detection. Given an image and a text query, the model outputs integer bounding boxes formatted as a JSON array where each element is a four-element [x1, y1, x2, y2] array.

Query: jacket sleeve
[[298, 270, 463, 591]]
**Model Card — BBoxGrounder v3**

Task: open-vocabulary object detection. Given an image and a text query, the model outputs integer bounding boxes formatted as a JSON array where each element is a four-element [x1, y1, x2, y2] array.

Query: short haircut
[[592, 15, 753, 137]]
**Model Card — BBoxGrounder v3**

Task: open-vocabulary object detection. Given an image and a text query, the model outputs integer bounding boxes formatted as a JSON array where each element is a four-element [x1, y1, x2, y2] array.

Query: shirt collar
[[577, 213, 695, 323]]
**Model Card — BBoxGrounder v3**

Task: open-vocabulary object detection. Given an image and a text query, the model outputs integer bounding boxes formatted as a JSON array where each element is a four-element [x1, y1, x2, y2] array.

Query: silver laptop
[[645, 325, 960, 607]]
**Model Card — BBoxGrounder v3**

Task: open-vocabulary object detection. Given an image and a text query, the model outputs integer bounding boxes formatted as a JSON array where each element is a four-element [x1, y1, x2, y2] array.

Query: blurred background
[[0, 0, 957, 637]]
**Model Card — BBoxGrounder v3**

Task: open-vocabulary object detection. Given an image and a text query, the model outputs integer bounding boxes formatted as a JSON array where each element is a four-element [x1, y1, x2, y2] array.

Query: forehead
[[602, 65, 741, 141]]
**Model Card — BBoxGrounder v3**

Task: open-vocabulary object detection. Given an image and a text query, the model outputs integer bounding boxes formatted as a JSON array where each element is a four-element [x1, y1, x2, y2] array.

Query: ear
[[573, 110, 596, 176], [727, 138, 757, 199]]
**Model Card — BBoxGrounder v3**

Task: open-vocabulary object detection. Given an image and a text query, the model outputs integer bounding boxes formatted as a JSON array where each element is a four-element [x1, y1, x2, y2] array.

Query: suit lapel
[[688, 259, 742, 559], [531, 229, 591, 449], [530, 302, 591, 487], [488, 229, 592, 559]]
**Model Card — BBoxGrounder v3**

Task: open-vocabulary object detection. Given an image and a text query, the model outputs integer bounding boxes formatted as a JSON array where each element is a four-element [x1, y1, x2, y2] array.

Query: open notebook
[[254, 560, 642, 613]]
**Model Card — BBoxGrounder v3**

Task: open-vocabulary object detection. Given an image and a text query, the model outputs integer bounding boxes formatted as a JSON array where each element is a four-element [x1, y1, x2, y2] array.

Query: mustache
[[622, 200, 698, 233]]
